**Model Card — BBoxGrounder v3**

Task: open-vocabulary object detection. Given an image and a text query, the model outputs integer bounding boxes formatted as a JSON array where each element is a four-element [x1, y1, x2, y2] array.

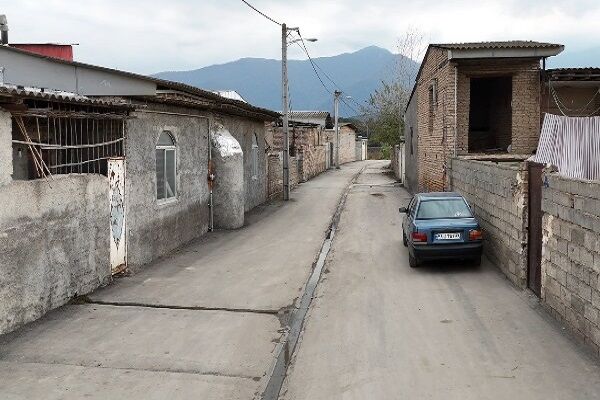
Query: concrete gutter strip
[[260, 166, 365, 400]]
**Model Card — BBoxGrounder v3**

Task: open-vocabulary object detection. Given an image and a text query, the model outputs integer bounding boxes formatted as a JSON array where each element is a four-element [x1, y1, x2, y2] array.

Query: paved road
[[0, 163, 364, 400], [281, 161, 600, 400], [3, 160, 600, 400]]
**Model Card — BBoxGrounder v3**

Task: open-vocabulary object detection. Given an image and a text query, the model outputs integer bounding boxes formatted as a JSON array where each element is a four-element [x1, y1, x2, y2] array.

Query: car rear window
[[416, 198, 472, 219]]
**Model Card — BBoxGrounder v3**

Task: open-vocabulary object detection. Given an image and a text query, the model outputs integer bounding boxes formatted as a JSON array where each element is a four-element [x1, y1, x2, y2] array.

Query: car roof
[[416, 192, 465, 200]]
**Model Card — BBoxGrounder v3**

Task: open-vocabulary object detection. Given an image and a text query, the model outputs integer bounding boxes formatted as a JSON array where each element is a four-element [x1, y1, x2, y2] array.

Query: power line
[[240, 0, 282, 26], [295, 36, 366, 116]]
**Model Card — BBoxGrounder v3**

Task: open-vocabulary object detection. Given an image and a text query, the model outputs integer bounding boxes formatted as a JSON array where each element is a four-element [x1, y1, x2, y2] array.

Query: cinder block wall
[[450, 157, 529, 287], [541, 173, 600, 355]]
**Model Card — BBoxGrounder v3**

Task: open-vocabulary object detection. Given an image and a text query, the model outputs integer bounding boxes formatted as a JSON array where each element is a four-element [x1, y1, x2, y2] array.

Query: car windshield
[[416, 198, 472, 219]]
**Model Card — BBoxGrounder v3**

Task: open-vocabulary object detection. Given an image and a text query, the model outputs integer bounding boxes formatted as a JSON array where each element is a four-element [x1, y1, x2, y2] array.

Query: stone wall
[[0, 175, 110, 335], [450, 157, 529, 287], [301, 145, 326, 181], [541, 172, 600, 355], [267, 152, 299, 199]]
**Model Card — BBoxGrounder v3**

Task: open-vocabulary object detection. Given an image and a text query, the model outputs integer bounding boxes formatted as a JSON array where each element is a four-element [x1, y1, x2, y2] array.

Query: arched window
[[251, 133, 259, 179], [156, 131, 176, 201]]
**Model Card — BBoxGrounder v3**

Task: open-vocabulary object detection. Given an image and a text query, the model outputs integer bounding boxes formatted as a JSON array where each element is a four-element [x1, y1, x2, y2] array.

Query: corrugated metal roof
[[289, 111, 330, 118], [0, 45, 279, 119], [0, 84, 130, 108], [547, 68, 600, 81], [433, 41, 562, 50]]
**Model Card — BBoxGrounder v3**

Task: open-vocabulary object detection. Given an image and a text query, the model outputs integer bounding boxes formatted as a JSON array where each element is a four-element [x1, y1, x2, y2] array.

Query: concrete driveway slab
[[89, 164, 364, 312], [0, 361, 260, 400], [0, 304, 280, 379]]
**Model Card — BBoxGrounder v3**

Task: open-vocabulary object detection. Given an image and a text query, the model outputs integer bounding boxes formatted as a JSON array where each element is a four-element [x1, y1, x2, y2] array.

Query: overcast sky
[[1, 0, 599, 74]]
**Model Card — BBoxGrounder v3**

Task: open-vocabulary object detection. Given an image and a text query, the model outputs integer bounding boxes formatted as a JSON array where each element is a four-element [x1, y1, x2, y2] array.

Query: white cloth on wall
[[531, 113, 600, 181]]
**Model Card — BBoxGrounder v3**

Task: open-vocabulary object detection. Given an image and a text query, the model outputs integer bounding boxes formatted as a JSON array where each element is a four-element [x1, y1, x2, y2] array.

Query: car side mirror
[[399, 207, 407, 213]]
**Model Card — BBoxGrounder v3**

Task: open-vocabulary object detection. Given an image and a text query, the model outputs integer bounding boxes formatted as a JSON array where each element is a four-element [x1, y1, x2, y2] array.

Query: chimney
[[0, 15, 7, 45]]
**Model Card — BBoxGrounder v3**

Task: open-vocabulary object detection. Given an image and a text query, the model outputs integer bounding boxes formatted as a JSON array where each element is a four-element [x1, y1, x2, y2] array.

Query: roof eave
[[447, 46, 564, 60]]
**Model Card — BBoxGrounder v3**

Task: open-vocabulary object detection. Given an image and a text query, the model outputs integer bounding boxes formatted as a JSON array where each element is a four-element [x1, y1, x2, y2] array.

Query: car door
[[403, 196, 416, 239]]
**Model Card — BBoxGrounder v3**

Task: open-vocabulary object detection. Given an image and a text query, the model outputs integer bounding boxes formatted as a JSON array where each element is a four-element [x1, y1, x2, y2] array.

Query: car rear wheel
[[409, 254, 419, 268], [402, 231, 408, 247]]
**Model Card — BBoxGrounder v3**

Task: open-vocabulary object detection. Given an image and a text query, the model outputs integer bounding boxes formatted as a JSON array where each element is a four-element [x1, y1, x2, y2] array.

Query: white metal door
[[109, 158, 126, 275]]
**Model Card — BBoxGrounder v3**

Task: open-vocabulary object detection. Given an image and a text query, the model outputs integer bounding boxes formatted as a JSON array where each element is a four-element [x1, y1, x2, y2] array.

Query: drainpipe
[[208, 124, 214, 231]]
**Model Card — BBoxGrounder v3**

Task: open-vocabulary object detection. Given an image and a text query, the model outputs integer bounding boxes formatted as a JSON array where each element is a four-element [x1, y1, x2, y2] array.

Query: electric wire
[[240, 0, 282, 26]]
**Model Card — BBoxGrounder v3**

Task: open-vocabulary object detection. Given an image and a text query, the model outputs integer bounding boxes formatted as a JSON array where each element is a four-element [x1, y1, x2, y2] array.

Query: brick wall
[[450, 157, 529, 287], [456, 59, 541, 155], [541, 172, 600, 355], [416, 47, 454, 192], [267, 124, 328, 183], [414, 49, 542, 192]]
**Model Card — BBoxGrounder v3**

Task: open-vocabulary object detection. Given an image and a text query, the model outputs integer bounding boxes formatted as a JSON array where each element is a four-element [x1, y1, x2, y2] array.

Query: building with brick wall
[[404, 41, 564, 194], [266, 120, 328, 194], [325, 123, 358, 165]]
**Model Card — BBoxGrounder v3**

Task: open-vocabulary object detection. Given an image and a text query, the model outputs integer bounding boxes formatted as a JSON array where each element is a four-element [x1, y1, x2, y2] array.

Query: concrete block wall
[[450, 157, 529, 287], [541, 173, 600, 355], [0, 175, 111, 335]]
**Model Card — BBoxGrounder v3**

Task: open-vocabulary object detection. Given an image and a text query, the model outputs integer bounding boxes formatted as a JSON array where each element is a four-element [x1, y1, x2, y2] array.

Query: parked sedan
[[399, 192, 483, 268]]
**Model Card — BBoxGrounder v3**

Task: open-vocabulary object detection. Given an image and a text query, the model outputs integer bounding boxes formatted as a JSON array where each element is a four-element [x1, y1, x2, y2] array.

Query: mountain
[[153, 46, 419, 117], [548, 45, 600, 68]]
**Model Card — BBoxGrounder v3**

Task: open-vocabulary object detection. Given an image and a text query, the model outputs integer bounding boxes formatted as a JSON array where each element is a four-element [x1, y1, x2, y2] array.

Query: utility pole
[[334, 90, 341, 169], [282, 23, 290, 200]]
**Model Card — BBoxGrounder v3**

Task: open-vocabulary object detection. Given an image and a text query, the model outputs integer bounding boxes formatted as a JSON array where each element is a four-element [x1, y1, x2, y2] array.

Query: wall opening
[[468, 76, 512, 153], [10, 100, 127, 180]]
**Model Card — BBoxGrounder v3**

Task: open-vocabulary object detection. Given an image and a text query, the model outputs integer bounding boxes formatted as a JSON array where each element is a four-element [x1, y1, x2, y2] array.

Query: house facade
[[404, 41, 564, 193], [0, 45, 278, 335]]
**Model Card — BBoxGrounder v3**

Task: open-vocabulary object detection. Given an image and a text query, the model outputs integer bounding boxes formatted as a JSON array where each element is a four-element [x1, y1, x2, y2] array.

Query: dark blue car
[[400, 192, 483, 268]]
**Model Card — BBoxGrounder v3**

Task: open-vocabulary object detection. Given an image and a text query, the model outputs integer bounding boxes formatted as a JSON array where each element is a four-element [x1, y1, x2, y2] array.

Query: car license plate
[[436, 233, 460, 240]]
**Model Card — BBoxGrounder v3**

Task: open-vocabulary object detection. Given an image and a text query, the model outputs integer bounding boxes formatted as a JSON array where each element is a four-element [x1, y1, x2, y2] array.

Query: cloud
[[0, 0, 598, 74]]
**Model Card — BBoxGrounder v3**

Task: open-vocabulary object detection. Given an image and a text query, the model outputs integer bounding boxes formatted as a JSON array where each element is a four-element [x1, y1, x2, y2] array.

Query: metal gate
[[109, 158, 127, 275], [527, 162, 544, 296]]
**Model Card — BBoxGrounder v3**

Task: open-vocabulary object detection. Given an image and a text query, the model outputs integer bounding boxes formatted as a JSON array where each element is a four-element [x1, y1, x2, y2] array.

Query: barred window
[[156, 131, 176, 201]]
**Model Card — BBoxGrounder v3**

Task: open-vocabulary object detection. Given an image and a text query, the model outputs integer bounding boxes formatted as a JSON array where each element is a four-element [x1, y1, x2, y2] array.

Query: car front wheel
[[409, 254, 419, 268]]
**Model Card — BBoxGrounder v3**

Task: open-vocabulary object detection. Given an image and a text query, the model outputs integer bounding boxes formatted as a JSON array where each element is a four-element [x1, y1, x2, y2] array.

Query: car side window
[[408, 197, 417, 218]]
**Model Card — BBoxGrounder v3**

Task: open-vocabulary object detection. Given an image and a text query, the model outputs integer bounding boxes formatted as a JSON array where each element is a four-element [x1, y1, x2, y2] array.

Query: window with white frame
[[156, 131, 177, 201], [252, 133, 259, 179]]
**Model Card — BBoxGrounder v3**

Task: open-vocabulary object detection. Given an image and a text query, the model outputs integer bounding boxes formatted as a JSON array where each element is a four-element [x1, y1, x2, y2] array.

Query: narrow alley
[[280, 163, 600, 399], [1, 161, 600, 399]]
